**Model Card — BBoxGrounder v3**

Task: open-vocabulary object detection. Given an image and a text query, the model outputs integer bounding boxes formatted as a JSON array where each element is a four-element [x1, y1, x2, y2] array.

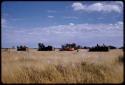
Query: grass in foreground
[[2, 49, 124, 84], [2, 59, 123, 84]]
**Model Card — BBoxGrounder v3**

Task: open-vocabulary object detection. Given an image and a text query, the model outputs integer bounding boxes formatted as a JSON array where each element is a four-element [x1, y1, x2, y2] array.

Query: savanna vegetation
[[2, 48, 124, 84]]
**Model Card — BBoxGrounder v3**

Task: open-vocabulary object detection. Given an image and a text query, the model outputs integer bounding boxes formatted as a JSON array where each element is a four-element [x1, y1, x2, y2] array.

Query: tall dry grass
[[1, 49, 124, 84]]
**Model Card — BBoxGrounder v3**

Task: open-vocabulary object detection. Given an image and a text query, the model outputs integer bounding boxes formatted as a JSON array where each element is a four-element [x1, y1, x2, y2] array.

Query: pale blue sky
[[2, 1, 123, 48]]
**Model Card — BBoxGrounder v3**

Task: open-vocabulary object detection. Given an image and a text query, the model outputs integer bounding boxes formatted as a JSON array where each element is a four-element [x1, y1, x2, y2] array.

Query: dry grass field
[[1, 48, 124, 84]]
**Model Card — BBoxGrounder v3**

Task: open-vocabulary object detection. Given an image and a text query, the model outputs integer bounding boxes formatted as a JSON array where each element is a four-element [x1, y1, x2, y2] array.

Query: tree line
[[16, 43, 123, 52]]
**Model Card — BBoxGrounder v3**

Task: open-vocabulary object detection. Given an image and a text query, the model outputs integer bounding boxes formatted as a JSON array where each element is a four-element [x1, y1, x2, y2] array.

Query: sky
[[1, 1, 123, 48]]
